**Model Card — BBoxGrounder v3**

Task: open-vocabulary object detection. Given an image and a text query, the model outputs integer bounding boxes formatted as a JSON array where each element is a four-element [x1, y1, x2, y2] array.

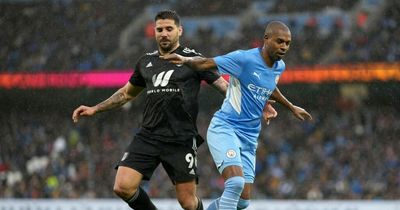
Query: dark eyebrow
[[277, 37, 291, 43], [156, 26, 174, 30]]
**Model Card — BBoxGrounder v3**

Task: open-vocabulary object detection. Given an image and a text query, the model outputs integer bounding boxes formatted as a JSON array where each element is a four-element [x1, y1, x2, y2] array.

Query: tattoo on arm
[[95, 91, 129, 113]]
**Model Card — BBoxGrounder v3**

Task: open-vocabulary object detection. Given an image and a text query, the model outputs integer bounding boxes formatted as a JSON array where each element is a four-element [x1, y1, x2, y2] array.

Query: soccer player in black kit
[[72, 10, 277, 210], [72, 10, 227, 210]]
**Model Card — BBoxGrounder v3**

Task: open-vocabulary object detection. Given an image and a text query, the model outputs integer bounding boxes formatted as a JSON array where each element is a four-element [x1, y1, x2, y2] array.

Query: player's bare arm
[[270, 87, 312, 121], [270, 87, 293, 110], [95, 82, 143, 112], [160, 54, 217, 71], [72, 82, 143, 123]]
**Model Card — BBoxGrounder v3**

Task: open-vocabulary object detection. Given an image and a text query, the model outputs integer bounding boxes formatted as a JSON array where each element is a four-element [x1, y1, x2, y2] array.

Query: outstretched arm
[[270, 87, 312, 121], [72, 82, 144, 123], [160, 54, 217, 71]]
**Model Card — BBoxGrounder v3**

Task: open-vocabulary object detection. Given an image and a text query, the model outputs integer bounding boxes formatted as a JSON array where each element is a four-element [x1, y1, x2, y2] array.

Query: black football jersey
[[129, 46, 219, 144]]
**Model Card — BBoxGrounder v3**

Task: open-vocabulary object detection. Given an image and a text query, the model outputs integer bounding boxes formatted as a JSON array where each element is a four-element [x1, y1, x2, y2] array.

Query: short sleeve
[[197, 70, 220, 84], [129, 60, 146, 87], [182, 47, 220, 84], [213, 50, 245, 78]]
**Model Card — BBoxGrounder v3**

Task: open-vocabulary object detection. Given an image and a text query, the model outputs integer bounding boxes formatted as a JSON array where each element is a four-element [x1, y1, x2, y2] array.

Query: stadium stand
[[1, 84, 399, 199], [0, 0, 147, 71], [326, 0, 400, 63], [1, 0, 392, 72]]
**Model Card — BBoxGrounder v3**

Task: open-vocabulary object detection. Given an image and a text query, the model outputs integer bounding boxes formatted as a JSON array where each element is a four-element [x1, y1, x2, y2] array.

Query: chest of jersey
[[140, 58, 195, 89], [241, 63, 280, 102]]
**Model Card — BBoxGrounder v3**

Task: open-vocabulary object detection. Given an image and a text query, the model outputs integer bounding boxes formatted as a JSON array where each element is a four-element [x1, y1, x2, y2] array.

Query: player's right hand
[[72, 105, 96, 123]]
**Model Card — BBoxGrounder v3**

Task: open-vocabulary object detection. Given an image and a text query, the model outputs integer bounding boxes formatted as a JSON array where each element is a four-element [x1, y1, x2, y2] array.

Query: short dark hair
[[155, 10, 180, 26]]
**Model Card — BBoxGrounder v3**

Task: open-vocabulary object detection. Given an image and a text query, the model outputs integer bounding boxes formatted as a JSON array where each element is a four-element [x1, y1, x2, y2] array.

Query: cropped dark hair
[[155, 10, 180, 26]]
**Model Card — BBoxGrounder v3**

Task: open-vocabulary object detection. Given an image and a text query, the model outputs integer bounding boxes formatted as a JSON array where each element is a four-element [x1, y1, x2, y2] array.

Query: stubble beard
[[159, 40, 178, 54], [160, 43, 172, 52]]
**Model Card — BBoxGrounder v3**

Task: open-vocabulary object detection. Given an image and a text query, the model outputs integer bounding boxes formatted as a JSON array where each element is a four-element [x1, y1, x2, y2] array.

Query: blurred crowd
[[269, 0, 357, 13], [1, 0, 398, 72], [1, 87, 399, 199], [330, 0, 400, 63], [0, 0, 146, 71]]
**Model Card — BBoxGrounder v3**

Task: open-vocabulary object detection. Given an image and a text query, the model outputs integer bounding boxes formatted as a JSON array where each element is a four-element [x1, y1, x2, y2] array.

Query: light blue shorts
[[207, 117, 257, 183]]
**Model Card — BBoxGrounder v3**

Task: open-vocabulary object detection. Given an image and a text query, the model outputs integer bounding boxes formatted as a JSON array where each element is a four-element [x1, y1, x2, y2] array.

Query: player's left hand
[[263, 100, 278, 125], [291, 105, 312, 121]]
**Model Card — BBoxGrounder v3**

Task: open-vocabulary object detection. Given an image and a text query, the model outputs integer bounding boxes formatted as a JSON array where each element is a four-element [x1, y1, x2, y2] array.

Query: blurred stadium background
[[0, 0, 399, 209]]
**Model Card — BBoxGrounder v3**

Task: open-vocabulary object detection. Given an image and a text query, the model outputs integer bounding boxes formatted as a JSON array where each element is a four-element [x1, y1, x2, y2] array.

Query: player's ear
[[178, 25, 183, 36]]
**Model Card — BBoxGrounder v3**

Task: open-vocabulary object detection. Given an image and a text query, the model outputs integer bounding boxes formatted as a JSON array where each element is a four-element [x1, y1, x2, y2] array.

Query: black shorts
[[116, 135, 199, 184]]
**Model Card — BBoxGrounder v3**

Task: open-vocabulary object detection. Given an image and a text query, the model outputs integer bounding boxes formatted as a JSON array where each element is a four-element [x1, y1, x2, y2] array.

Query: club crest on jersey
[[226, 150, 237, 158]]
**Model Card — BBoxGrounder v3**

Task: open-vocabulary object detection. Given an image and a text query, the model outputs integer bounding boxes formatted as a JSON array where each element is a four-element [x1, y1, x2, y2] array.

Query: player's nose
[[160, 29, 168, 37], [281, 43, 290, 51]]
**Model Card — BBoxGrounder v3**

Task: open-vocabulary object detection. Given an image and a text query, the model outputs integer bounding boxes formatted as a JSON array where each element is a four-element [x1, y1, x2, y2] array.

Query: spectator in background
[[356, 10, 369, 30]]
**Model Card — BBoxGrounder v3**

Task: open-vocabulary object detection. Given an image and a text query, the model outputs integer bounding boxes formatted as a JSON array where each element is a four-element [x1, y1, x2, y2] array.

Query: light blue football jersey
[[213, 47, 285, 145]]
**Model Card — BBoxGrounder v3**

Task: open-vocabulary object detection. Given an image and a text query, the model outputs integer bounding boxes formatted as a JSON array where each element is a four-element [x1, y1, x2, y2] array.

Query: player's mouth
[[276, 52, 285, 58], [160, 39, 170, 44]]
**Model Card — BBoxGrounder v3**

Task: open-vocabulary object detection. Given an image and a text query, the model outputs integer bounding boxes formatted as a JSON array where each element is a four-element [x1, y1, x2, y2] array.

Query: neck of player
[[261, 48, 274, 67]]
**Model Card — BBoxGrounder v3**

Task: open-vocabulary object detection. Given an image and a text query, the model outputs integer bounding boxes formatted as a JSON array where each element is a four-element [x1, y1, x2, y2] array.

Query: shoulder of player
[[138, 50, 159, 60], [224, 48, 252, 58], [136, 50, 159, 63], [145, 50, 159, 56], [178, 46, 203, 57]]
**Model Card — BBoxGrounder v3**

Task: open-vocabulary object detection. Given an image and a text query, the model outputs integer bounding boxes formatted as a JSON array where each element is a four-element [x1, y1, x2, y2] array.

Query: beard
[[271, 51, 284, 61], [275, 55, 283, 61], [158, 39, 177, 53], [159, 43, 172, 52]]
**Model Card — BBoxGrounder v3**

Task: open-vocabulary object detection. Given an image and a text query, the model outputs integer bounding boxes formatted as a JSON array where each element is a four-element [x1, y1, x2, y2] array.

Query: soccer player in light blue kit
[[161, 21, 312, 210]]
